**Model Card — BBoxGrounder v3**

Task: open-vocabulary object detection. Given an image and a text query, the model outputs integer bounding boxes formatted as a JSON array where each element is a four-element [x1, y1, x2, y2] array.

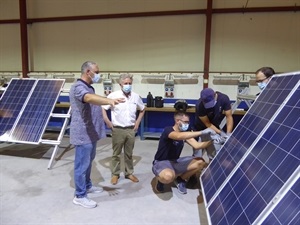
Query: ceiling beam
[[0, 6, 299, 24]]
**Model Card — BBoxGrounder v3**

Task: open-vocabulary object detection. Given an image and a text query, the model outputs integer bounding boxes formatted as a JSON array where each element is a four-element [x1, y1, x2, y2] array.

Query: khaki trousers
[[111, 127, 135, 176]]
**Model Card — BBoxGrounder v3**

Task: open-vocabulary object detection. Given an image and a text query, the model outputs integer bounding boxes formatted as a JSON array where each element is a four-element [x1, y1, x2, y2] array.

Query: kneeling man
[[152, 112, 213, 194]]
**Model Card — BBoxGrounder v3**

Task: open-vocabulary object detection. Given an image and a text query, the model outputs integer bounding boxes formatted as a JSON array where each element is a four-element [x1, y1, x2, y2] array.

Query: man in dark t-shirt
[[152, 112, 213, 194], [195, 88, 233, 134], [193, 88, 233, 158]]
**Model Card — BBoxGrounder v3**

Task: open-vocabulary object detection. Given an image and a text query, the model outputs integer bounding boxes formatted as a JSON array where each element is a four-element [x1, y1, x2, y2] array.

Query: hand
[[108, 98, 125, 106], [214, 136, 226, 145], [133, 124, 139, 132], [116, 97, 125, 103], [201, 128, 217, 135], [220, 131, 230, 139], [107, 122, 114, 129]]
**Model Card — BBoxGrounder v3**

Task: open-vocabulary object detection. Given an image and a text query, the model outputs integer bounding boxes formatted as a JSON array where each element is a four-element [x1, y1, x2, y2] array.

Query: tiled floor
[[0, 135, 208, 225]]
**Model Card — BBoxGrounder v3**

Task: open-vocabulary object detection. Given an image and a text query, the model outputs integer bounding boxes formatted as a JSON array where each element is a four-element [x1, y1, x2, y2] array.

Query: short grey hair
[[81, 61, 96, 74], [119, 73, 133, 84]]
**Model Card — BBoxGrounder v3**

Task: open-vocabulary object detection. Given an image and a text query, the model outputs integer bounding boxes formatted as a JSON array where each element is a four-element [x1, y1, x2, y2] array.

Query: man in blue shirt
[[152, 112, 213, 194], [70, 61, 124, 208]]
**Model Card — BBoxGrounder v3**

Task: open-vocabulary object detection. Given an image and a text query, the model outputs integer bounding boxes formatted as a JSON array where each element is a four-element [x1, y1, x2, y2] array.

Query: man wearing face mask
[[152, 112, 213, 194], [193, 88, 233, 158], [102, 73, 145, 185], [70, 61, 125, 208], [255, 67, 275, 93], [195, 88, 233, 135]]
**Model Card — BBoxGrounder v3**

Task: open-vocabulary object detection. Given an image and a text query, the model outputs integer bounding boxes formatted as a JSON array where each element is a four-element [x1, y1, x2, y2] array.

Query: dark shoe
[[155, 179, 164, 193], [125, 174, 139, 183], [111, 175, 119, 185], [187, 174, 198, 188], [176, 177, 187, 194]]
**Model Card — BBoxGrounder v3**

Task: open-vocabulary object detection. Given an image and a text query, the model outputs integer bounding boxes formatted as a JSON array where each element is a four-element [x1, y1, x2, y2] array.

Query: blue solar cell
[[260, 175, 283, 202], [290, 140, 300, 159], [9, 79, 64, 143], [245, 193, 266, 223], [240, 183, 258, 208], [229, 169, 247, 196], [0, 79, 36, 140], [225, 197, 242, 224], [200, 73, 300, 225], [275, 155, 298, 183], [265, 148, 286, 171], [234, 213, 251, 225], [287, 89, 300, 106]]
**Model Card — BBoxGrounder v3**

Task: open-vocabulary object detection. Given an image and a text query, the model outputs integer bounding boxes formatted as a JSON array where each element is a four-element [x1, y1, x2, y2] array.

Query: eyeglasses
[[256, 77, 268, 83]]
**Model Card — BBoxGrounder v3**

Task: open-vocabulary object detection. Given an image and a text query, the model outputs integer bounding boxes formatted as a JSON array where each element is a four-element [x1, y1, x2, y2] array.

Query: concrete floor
[[0, 134, 208, 225]]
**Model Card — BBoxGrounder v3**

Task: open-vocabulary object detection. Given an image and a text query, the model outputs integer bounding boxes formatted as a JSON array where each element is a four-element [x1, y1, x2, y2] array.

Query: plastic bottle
[[147, 92, 154, 107]]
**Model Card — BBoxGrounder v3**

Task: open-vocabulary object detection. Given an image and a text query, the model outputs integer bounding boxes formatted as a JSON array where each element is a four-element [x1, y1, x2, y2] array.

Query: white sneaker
[[73, 196, 97, 208], [87, 186, 104, 193]]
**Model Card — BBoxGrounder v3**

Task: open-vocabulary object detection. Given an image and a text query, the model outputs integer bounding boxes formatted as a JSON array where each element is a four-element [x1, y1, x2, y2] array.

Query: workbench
[[53, 103, 246, 140]]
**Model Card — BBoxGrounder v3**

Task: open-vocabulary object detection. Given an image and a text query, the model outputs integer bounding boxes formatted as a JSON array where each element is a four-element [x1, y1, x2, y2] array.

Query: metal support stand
[[220, 91, 256, 130], [42, 106, 71, 169]]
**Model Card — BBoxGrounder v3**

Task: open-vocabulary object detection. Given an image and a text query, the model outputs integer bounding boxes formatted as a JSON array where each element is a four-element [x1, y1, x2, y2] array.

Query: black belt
[[113, 126, 134, 129]]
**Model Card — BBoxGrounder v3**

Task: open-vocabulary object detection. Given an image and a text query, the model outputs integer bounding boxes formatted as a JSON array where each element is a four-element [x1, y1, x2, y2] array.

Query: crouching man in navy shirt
[[152, 112, 213, 194]]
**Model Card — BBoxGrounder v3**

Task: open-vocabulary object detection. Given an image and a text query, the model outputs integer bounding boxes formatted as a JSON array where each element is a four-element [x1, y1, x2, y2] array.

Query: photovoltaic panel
[[0, 79, 36, 141], [208, 87, 299, 224], [200, 72, 300, 225], [201, 74, 299, 204], [8, 79, 65, 144]]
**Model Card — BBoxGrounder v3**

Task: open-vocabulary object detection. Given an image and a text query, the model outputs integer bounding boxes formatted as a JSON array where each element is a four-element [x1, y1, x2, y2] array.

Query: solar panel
[[200, 72, 300, 225], [8, 79, 65, 144], [0, 79, 65, 144], [0, 79, 36, 141]]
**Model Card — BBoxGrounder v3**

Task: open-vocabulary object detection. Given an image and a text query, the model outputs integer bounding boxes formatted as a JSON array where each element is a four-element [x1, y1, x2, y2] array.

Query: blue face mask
[[179, 123, 189, 132], [89, 72, 102, 83], [258, 82, 267, 90], [122, 84, 132, 93]]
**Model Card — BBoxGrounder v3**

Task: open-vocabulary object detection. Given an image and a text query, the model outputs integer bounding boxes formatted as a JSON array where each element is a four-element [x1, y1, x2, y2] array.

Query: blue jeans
[[74, 142, 97, 198]]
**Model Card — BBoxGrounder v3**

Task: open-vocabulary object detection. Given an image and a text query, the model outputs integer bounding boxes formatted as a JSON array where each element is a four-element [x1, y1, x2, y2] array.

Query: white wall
[[27, 15, 206, 72], [211, 12, 300, 72], [0, 0, 299, 100]]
